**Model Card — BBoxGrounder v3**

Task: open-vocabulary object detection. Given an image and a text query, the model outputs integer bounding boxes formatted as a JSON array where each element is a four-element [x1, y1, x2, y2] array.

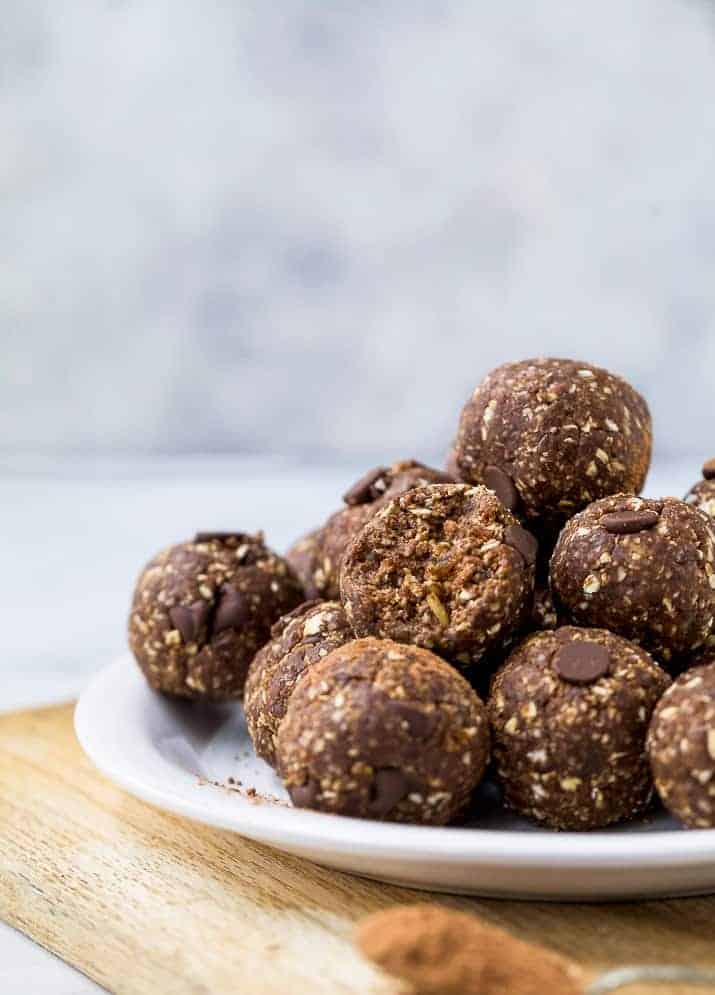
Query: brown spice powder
[[355, 904, 583, 995]]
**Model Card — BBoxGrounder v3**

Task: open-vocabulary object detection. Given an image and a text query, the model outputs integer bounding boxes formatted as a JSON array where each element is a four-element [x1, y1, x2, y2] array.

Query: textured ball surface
[[128, 532, 303, 700], [277, 637, 490, 825], [453, 358, 651, 524], [488, 626, 669, 829], [647, 661, 715, 828], [244, 600, 353, 766], [550, 495, 715, 664]]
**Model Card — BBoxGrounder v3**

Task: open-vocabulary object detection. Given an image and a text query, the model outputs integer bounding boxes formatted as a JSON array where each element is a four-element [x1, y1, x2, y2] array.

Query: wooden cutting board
[[1, 703, 714, 995]]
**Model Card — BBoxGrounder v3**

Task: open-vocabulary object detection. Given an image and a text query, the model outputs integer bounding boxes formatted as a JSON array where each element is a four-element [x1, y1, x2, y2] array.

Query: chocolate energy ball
[[684, 458, 715, 520], [244, 600, 353, 767], [341, 483, 536, 667], [647, 661, 715, 828], [453, 358, 652, 525], [287, 460, 453, 600], [276, 637, 490, 824], [285, 527, 329, 600], [488, 626, 670, 830], [550, 495, 715, 664], [128, 532, 304, 700]]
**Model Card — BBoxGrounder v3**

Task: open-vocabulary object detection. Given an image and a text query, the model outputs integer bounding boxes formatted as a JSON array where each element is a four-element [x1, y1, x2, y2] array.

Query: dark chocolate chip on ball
[[290, 780, 319, 808], [342, 466, 389, 505], [505, 524, 538, 566], [368, 768, 411, 818], [169, 601, 210, 644], [703, 459, 715, 481], [553, 641, 610, 685], [385, 700, 439, 739], [484, 465, 519, 512], [213, 585, 251, 633], [600, 509, 660, 535], [194, 531, 248, 543]]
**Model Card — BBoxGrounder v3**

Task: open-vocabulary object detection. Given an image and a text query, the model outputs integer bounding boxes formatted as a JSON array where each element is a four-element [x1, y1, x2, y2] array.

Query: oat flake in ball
[[244, 599, 353, 767], [647, 661, 715, 828], [453, 358, 652, 524], [128, 532, 303, 700], [550, 495, 715, 664], [340, 483, 536, 667], [287, 460, 453, 600], [277, 637, 490, 825], [488, 626, 670, 830]]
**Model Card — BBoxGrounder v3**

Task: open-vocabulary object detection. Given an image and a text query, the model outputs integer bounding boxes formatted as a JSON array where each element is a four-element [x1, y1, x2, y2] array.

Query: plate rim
[[75, 656, 715, 870]]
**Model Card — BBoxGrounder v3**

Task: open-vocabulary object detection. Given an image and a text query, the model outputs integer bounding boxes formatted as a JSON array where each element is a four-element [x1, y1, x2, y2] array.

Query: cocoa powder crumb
[[199, 777, 288, 807], [354, 904, 583, 995]]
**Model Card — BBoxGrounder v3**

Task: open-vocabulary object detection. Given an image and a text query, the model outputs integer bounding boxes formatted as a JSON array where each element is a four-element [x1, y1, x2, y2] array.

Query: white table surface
[[0, 456, 696, 993]]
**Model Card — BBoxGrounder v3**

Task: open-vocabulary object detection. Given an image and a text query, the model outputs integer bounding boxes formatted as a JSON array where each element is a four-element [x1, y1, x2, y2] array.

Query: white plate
[[75, 656, 715, 901]]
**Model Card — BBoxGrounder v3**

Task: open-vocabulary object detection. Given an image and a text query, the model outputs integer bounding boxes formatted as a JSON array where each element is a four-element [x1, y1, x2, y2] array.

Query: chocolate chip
[[169, 601, 211, 644], [290, 780, 319, 808], [388, 470, 453, 500], [367, 768, 410, 817], [600, 509, 660, 535], [484, 465, 519, 512], [213, 585, 250, 633], [504, 524, 538, 566], [342, 466, 390, 506], [194, 531, 249, 543], [386, 701, 438, 739], [703, 459, 715, 480], [554, 641, 610, 685]]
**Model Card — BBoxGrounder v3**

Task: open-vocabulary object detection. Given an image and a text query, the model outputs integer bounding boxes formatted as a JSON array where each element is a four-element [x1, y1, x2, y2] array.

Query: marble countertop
[[0, 457, 695, 993]]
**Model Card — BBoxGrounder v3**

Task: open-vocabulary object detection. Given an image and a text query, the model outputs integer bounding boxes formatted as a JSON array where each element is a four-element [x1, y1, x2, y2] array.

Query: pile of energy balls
[[128, 358, 715, 832]]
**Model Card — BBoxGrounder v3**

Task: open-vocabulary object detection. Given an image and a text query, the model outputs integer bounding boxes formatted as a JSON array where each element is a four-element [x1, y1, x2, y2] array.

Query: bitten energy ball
[[287, 460, 453, 600], [244, 600, 353, 767], [341, 483, 536, 666], [685, 459, 715, 520], [488, 627, 670, 829], [128, 532, 303, 700], [551, 495, 715, 664], [277, 637, 490, 825], [647, 661, 715, 829], [453, 358, 651, 524]]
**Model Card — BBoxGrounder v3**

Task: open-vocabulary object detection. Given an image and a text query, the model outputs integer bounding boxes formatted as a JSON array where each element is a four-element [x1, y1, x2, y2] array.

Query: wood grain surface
[[0, 703, 714, 995]]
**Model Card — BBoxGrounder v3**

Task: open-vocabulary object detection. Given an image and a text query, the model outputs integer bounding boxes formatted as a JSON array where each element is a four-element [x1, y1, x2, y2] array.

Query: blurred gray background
[[3, 0, 715, 710], [4, 0, 715, 467]]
